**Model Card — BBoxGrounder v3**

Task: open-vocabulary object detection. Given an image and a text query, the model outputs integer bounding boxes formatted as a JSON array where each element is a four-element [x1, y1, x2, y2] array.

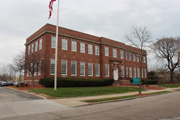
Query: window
[[133, 68, 136, 78], [61, 60, 67, 75], [95, 46, 99, 55], [144, 69, 147, 78], [121, 66, 124, 77], [31, 44, 34, 53], [88, 44, 93, 54], [129, 53, 131, 61], [105, 64, 109, 77], [125, 52, 128, 60], [34, 63, 37, 76], [28, 46, 31, 55], [39, 39, 42, 50], [38, 60, 41, 76], [35, 41, 38, 52], [133, 54, 135, 61], [88, 63, 93, 76], [126, 67, 128, 78], [120, 50, 124, 59], [51, 36, 56, 48], [95, 64, 100, 76], [141, 68, 144, 78], [105, 47, 109, 56], [137, 55, 139, 62], [129, 67, 132, 77], [71, 41, 77, 52], [144, 56, 146, 63], [113, 49, 117, 58], [71, 61, 77, 76], [80, 43, 85, 53], [27, 69, 29, 77], [137, 68, 140, 78], [80, 62, 85, 76], [62, 39, 68, 50], [50, 59, 55, 75]]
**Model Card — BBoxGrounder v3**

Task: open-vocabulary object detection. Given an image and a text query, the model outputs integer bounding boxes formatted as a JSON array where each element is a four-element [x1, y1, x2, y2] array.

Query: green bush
[[39, 77, 114, 87], [142, 79, 158, 85]]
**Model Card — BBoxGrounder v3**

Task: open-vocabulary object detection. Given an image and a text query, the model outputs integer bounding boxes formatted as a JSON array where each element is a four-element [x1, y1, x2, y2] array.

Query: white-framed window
[[35, 41, 38, 52], [62, 39, 68, 50], [144, 56, 146, 63], [105, 64, 109, 77], [129, 67, 132, 77], [137, 68, 140, 78], [38, 60, 41, 76], [39, 38, 42, 50], [121, 66, 124, 77], [129, 53, 131, 61], [133, 54, 136, 61], [88, 63, 93, 76], [34, 62, 37, 76], [61, 60, 67, 75], [27, 69, 29, 77], [120, 50, 124, 59], [95, 46, 99, 55], [144, 69, 147, 78], [51, 36, 56, 48], [88, 44, 93, 54], [105, 47, 109, 56], [141, 68, 144, 78], [137, 55, 139, 62], [133, 68, 136, 78], [125, 52, 128, 60], [28, 46, 31, 55], [31, 44, 34, 53], [113, 49, 117, 58], [126, 67, 128, 78], [80, 62, 85, 76], [95, 64, 100, 77], [71, 41, 77, 52], [80, 43, 85, 53], [71, 61, 77, 76], [50, 59, 55, 75]]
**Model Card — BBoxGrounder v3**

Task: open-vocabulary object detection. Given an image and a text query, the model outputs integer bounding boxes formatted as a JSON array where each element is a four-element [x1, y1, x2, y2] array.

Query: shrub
[[142, 79, 158, 85], [39, 77, 114, 87]]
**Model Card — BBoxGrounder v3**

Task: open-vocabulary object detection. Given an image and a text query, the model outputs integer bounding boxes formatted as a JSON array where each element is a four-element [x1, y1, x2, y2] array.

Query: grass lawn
[[160, 84, 180, 88], [29, 87, 141, 98]]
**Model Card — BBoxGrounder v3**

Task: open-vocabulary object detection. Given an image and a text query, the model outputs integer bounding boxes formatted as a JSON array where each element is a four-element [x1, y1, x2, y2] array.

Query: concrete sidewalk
[[51, 87, 180, 107]]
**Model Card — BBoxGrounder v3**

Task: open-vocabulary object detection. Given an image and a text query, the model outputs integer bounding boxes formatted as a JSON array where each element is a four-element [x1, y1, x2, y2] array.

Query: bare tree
[[152, 37, 180, 83], [125, 25, 151, 94], [0, 65, 15, 81], [25, 52, 44, 87], [11, 51, 25, 86]]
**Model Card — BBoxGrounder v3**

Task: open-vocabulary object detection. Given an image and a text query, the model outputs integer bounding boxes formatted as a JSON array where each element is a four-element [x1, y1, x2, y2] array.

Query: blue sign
[[133, 78, 140, 85]]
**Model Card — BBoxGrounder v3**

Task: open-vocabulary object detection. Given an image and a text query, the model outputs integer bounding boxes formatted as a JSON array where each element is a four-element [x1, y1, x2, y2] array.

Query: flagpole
[[54, 0, 60, 90]]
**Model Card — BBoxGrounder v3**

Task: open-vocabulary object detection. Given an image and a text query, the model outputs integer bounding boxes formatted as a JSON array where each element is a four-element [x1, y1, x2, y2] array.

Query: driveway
[[0, 87, 71, 119]]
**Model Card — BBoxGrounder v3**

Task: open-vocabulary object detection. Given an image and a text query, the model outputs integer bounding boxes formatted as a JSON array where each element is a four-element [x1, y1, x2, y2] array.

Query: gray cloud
[[0, 0, 180, 69]]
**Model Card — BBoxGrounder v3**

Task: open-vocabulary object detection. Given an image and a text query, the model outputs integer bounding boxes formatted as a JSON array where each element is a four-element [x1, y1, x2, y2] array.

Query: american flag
[[49, 0, 56, 19]]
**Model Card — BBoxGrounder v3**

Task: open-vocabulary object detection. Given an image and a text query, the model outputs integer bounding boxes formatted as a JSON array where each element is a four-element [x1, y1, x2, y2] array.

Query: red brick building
[[24, 24, 147, 86]]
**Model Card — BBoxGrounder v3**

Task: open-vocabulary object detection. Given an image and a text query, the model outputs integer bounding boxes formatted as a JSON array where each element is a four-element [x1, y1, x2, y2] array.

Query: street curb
[[5, 87, 47, 100], [78, 91, 173, 107]]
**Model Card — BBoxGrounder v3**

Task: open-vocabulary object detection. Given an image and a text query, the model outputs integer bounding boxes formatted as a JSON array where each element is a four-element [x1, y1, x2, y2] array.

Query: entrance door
[[113, 67, 119, 81]]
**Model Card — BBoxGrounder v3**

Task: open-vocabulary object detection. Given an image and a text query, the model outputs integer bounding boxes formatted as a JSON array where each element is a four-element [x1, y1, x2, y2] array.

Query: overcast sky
[[0, 0, 180, 70]]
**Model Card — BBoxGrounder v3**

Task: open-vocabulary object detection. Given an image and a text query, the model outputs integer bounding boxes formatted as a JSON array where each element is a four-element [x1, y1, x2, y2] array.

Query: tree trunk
[[170, 70, 174, 83], [32, 75, 35, 87], [19, 71, 21, 87]]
